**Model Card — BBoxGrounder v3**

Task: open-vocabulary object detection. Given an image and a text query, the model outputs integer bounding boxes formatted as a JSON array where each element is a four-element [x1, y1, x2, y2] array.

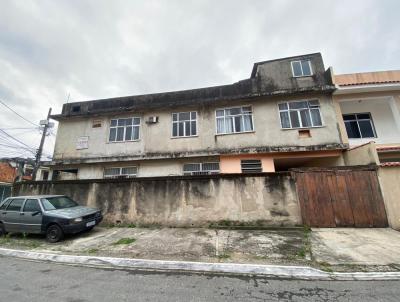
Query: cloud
[[0, 0, 399, 159]]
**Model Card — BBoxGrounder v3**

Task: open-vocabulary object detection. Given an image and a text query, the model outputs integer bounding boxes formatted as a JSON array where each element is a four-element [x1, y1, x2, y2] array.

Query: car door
[[0, 198, 12, 225], [2, 198, 25, 232], [20, 199, 43, 234]]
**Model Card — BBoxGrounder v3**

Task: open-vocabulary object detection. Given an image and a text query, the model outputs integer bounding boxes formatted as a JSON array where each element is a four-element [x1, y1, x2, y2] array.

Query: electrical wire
[[0, 129, 37, 150], [0, 99, 39, 126]]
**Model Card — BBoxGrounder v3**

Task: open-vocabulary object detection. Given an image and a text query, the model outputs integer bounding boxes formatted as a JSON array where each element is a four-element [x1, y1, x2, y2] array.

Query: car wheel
[[0, 223, 6, 237], [46, 224, 64, 243]]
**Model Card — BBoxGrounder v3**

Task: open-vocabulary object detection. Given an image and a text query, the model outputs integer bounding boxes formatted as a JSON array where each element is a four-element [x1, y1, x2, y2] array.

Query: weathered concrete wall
[[53, 94, 343, 163], [61, 157, 220, 179], [342, 142, 380, 166], [255, 53, 330, 92], [379, 166, 400, 230], [13, 174, 302, 227]]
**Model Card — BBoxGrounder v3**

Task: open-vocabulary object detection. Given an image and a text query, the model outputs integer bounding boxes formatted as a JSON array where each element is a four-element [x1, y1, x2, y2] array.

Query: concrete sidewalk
[[311, 228, 400, 266], [1, 226, 400, 272], [0, 227, 307, 265]]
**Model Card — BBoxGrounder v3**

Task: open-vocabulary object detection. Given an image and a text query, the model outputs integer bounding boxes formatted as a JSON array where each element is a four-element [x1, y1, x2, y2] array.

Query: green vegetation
[[297, 225, 312, 259], [217, 253, 230, 259], [87, 248, 99, 254], [318, 261, 333, 272], [0, 233, 41, 249], [104, 223, 137, 228], [112, 238, 136, 245]]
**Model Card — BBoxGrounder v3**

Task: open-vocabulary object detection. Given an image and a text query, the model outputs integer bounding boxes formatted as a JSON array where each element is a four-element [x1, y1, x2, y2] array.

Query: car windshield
[[40, 196, 79, 211]]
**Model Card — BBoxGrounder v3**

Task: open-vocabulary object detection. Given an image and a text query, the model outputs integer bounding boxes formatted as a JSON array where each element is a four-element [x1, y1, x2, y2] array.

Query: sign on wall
[[76, 136, 89, 150]]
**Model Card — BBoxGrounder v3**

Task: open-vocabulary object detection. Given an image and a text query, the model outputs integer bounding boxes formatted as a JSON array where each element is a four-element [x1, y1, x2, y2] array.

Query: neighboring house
[[0, 161, 15, 201], [49, 53, 347, 180], [0, 157, 39, 200], [334, 70, 400, 164]]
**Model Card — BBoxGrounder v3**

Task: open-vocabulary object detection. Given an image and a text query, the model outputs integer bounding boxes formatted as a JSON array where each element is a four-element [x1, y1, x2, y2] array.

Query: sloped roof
[[335, 70, 400, 86]]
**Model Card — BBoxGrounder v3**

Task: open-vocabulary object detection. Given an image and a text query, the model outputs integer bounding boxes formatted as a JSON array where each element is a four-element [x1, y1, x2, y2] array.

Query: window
[[23, 199, 41, 212], [241, 160, 262, 173], [291, 60, 313, 77], [216, 106, 253, 134], [343, 113, 376, 139], [41, 196, 78, 210], [0, 198, 12, 210], [104, 166, 138, 179], [72, 105, 81, 113], [183, 162, 220, 175], [172, 112, 197, 137], [6, 198, 24, 211], [279, 100, 322, 129], [109, 117, 140, 142]]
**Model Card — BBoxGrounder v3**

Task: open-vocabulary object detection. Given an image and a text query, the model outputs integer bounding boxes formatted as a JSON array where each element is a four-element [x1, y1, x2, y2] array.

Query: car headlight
[[72, 217, 83, 223]]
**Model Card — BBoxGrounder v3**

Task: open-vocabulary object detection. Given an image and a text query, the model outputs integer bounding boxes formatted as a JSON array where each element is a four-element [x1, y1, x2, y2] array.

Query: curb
[[1, 248, 400, 281]]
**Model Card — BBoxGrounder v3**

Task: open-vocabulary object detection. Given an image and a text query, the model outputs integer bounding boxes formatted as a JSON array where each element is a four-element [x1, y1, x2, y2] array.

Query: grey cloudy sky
[[0, 0, 399, 159]]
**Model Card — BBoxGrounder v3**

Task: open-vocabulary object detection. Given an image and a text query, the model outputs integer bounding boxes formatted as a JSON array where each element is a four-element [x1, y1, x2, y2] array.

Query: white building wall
[[339, 97, 400, 146]]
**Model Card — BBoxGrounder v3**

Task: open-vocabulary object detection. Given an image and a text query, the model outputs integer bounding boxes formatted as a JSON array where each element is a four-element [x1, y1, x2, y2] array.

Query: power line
[[0, 143, 36, 153], [0, 129, 37, 151], [0, 127, 38, 130], [0, 99, 39, 126]]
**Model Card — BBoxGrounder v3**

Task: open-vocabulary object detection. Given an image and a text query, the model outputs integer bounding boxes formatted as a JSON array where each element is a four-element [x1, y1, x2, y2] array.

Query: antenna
[[66, 93, 70, 103]]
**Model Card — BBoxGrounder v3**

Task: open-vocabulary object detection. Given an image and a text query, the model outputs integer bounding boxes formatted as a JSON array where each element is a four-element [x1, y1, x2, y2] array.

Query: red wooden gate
[[294, 168, 388, 227]]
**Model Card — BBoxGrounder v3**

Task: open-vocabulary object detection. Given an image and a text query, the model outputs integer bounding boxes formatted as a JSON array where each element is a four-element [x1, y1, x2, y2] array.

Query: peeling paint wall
[[13, 174, 302, 227]]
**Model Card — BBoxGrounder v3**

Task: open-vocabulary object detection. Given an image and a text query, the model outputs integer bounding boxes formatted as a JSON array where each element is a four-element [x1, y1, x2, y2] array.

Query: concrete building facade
[[49, 53, 347, 180]]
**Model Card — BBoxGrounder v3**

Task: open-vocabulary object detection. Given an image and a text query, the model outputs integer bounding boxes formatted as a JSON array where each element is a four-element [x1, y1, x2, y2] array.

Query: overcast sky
[[0, 0, 399, 159]]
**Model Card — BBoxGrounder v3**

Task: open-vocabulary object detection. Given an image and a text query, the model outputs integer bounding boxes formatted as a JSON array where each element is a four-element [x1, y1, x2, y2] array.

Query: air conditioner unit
[[147, 116, 159, 124]]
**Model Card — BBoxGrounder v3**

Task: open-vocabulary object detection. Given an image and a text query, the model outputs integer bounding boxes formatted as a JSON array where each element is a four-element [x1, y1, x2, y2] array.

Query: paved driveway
[[312, 228, 400, 265], [0, 227, 306, 265]]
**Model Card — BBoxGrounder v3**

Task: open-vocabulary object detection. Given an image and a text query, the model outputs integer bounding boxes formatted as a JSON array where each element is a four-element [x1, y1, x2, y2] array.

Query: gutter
[[333, 83, 400, 95], [1, 248, 400, 281]]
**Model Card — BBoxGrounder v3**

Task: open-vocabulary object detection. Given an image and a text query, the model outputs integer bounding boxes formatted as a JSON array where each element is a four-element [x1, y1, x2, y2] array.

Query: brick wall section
[[0, 162, 16, 183]]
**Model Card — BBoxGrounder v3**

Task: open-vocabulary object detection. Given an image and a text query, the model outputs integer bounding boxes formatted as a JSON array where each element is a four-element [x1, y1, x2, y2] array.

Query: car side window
[[23, 199, 41, 212], [0, 199, 12, 210], [6, 198, 25, 212]]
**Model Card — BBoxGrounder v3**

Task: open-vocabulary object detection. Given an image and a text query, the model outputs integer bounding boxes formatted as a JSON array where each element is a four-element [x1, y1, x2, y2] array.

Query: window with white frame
[[216, 106, 253, 134], [279, 100, 322, 129], [343, 113, 376, 139], [291, 60, 313, 77], [183, 162, 220, 175], [172, 112, 197, 137], [109, 117, 140, 142], [104, 166, 138, 179]]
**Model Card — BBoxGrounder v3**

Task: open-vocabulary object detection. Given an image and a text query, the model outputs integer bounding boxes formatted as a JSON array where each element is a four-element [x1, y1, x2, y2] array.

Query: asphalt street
[[1, 256, 399, 302]]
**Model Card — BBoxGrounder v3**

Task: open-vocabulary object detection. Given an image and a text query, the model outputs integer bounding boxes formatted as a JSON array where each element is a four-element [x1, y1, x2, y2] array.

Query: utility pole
[[32, 108, 52, 180]]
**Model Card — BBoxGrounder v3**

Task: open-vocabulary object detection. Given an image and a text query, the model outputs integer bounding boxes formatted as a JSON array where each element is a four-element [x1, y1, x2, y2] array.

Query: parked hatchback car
[[0, 195, 102, 242]]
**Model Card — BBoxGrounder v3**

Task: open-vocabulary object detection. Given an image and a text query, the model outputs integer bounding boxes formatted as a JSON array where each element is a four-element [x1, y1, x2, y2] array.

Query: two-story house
[[49, 53, 347, 180]]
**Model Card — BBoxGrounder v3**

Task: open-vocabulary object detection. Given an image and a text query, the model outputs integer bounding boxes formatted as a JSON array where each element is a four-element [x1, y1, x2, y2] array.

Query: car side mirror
[[32, 211, 42, 216]]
